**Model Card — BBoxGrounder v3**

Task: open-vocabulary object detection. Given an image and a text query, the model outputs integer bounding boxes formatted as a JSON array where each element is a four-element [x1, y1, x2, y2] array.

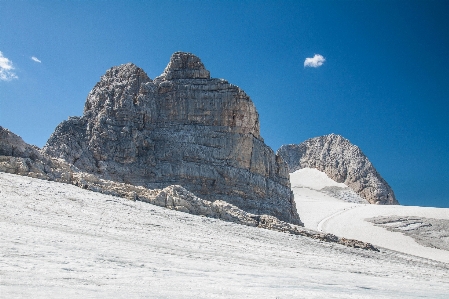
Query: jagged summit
[[158, 52, 210, 80], [92, 63, 151, 90], [43, 52, 300, 224], [105, 62, 148, 77], [83, 63, 151, 117], [278, 134, 398, 205]]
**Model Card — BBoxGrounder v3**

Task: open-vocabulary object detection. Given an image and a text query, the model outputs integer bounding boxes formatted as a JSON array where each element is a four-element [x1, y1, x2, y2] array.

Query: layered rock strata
[[278, 134, 398, 205], [43, 52, 299, 224], [1, 126, 305, 228]]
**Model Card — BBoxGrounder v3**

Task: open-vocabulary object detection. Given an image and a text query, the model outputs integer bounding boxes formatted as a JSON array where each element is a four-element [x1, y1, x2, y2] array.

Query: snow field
[[1, 172, 449, 298], [291, 168, 449, 263]]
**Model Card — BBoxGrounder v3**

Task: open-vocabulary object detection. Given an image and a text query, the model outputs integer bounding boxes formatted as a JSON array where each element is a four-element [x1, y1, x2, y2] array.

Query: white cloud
[[304, 54, 326, 68], [31, 56, 41, 63], [0, 51, 18, 81]]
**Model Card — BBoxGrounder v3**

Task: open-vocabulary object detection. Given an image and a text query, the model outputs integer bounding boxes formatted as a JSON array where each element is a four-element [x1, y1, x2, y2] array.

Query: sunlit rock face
[[43, 52, 300, 224], [278, 134, 398, 205]]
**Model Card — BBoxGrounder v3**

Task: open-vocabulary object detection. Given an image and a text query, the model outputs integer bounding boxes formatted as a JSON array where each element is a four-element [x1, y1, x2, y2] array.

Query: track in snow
[[316, 205, 358, 232]]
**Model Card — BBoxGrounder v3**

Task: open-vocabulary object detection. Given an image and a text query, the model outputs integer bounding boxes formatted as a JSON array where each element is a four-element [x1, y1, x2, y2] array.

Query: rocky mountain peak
[[43, 52, 300, 224], [278, 134, 398, 205], [83, 63, 152, 117], [94, 63, 150, 89], [159, 51, 210, 80]]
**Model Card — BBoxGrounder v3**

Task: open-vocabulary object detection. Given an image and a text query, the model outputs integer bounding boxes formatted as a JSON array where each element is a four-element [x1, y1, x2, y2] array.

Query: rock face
[[278, 134, 398, 205], [1, 126, 306, 229], [0, 126, 74, 182], [43, 52, 299, 224], [0, 126, 41, 160]]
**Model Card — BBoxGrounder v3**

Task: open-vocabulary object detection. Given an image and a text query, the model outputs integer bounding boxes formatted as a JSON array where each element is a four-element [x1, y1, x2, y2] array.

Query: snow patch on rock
[[291, 168, 368, 204]]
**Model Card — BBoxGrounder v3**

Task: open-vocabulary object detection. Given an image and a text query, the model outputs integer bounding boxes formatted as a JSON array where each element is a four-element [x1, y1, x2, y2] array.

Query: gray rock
[[43, 52, 300, 224], [0, 126, 41, 159], [0, 126, 304, 228], [368, 216, 449, 251], [0, 126, 74, 182], [278, 134, 398, 205]]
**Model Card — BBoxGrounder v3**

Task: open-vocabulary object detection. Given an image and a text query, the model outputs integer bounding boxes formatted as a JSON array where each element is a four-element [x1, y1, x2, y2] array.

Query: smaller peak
[[101, 63, 151, 83], [325, 133, 342, 138], [161, 52, 210, 80], [0, 126, 41, 159], [107, 62, 140, 72], [106, 62, 145, 75]]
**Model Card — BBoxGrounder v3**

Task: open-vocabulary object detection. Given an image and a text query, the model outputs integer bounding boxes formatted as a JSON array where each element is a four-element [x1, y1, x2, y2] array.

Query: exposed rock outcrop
[[42, 52, 299, 224], [0, 127, 376, 251], [1, 126, 305, 228], [278, 134, 398, 205], [0, 126, 74, 182], [368, 216, 449, 251]]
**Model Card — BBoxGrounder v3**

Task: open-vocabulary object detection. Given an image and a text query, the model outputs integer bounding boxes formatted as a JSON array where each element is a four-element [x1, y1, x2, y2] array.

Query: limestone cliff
[[43, 52, 300, 224], [278, 134, 398, 205]]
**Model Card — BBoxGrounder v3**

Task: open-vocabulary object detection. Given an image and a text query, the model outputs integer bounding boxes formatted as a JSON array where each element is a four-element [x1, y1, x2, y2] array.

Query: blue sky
[[1, 1, 448, 208]]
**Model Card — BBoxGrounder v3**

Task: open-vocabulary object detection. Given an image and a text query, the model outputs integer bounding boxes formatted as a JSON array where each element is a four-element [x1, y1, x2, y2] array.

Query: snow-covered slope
[[291, 168, 449, 263], [1, 172, 449, 298]]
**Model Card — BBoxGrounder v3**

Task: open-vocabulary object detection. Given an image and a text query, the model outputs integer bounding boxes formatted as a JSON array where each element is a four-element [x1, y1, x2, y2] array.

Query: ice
[[1, 172, 449, 298], [291, 168, 449, 264]]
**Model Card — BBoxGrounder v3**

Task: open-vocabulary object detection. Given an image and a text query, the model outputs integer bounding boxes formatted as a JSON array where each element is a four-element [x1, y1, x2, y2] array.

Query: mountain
[[42, 52, 299, 224], [0, 125, 75, 182], [278, 134, 398, 205]]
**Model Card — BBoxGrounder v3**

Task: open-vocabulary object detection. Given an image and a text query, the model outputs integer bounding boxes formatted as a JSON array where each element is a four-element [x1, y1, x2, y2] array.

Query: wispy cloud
[[0, 51, 18, 81], [31, 56, 42, 63], [304, 54, 326, 68]]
